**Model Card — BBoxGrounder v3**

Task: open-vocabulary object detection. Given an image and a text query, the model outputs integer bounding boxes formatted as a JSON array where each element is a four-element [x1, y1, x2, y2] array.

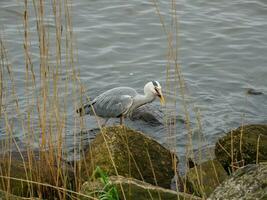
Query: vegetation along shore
[[0, 0, 266, 199]]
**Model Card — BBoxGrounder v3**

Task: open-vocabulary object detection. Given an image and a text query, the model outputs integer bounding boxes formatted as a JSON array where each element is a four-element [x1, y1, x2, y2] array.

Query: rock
[[187, 158, 197, 168], [81, 175, 201, 200], [79, 126, 178, 189], [215, 124, 267, 173], [247, 88, 263, 95], [185, 159, 228, 197], [130, 104, 163, 126], [130, 104, 185, 126], [0, 152, 75, 199], [0, 190, 40, 200], [208, 163, 267, 200]]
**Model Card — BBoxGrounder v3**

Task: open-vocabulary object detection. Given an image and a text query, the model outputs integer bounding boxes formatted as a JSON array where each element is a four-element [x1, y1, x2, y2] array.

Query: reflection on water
[[0, 0, 267, 161]]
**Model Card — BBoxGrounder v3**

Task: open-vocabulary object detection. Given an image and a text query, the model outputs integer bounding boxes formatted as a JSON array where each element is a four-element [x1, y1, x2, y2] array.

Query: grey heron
[[77, 81, 165, 126]]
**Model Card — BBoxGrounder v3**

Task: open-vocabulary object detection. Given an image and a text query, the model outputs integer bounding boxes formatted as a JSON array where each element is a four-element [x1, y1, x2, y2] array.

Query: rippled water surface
[[0, 0, 266, 161]]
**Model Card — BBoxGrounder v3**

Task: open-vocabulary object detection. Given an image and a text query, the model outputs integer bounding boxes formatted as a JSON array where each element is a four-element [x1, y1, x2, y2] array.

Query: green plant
[[92, 166, 119, 200]]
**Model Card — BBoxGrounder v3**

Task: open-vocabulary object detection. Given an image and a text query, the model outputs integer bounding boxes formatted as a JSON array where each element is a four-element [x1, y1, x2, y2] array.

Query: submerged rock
[[246, 88, 263, 95], [79, 126, 179, 189], [215, 124, 267, 173], [185, 159, 228, 197], [208, 163, 267, 200], [130, 104, 185, 126], [81, 175, 201, 200], [130, 104, 164, 126]]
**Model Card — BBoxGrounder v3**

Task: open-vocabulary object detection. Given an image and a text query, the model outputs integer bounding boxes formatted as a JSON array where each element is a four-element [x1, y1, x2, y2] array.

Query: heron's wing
[[77, 87, 137, 117], [93, 94, 133, 118], [93, 87, 137, 103]]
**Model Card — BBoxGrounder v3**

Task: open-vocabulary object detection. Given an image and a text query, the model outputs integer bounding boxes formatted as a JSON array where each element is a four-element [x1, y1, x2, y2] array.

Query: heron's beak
[[158, 91, 165, 106]]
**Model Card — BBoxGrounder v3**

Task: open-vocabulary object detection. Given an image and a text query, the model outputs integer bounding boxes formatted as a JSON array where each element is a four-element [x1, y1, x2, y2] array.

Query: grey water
[[0, 0, 267, 163]]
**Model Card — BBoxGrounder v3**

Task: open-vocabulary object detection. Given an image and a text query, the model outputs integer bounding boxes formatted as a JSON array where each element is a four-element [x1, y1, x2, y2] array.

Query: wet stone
[[208, 163, 267, 200], [79, 126, 179, 189], [81, 175, 202, 200], [185, 159, 228, 198], [215, 124, 267, 173]]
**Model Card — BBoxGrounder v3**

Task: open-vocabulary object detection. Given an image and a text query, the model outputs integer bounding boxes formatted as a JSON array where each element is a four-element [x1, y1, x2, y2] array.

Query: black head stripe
[[152, 81, 158, 87]]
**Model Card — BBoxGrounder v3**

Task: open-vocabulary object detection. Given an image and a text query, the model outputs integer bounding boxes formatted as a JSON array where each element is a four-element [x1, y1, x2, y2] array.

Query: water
[[0, 0, 267, 162]]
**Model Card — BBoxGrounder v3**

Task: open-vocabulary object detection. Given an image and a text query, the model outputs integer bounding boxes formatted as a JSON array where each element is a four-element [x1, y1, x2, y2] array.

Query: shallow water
[[0, 0, 266, 162]]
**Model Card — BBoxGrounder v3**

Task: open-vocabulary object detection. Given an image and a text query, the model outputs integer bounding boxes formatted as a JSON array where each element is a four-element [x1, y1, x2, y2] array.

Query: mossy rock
[[81, 175, 201, 200], [208, 163, 267, 200], [0, 190, 40, 200], [185, 159, 228, 198], [215, 124, 267, 173], [0, 160, 30, 196], [79, 126, 178, 188], [0, 152, 75, 199]]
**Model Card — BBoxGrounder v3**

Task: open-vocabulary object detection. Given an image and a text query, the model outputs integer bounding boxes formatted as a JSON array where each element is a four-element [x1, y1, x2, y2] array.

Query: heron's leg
[[101, 118, 109, 127], [120, 116, 124, 125], [98, 117, 109, 127]]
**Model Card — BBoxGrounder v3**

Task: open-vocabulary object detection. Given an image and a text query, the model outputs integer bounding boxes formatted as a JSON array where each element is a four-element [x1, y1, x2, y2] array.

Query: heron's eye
[[154, 87, 161, 96]]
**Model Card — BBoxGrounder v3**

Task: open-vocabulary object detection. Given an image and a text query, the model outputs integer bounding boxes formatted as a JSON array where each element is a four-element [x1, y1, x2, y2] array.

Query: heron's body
[[77, 81, 164, 126]]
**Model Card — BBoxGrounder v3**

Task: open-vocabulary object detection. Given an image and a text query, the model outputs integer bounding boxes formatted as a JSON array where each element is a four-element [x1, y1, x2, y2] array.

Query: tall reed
[[0, 0, 233, 199]]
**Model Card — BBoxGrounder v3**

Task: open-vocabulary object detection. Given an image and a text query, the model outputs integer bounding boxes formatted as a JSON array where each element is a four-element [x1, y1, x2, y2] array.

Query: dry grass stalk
[[0, 0, 233, 199]]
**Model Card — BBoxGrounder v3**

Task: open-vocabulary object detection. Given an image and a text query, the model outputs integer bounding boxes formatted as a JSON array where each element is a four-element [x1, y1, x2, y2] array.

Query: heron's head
[[144, 81, 165, 105]]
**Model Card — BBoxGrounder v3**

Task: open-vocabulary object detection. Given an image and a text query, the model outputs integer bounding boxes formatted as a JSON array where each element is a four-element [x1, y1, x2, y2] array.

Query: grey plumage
[[93, 87, 136, 117], [77, 81, 164, 125]]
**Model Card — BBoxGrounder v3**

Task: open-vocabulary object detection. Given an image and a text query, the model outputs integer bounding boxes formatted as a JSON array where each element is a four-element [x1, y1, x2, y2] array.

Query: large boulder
[[185, 159, 228, 197], [208, 163, 267, 200], [0, 190, 39, 200], [79, 126, 178, 189], [215, 124, 267, 173], [81, 175, 201, 200], [0, 151, 75, 199]]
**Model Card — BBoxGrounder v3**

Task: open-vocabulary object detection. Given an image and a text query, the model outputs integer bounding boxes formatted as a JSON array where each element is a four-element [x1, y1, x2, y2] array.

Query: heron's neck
[[133, 93, 155, 109]]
